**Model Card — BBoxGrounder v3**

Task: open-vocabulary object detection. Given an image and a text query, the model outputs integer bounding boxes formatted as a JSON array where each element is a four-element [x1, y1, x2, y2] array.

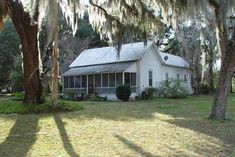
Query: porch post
[[115, 73, 117, 87], [108, 73, 110, 87], [122, 72, 125, 85], [93, 74, 95, 94], [74, 76, 75, 88], [62, 77, 64, 94], [101, 73, 103, 94], [86, 75, 88, 94]]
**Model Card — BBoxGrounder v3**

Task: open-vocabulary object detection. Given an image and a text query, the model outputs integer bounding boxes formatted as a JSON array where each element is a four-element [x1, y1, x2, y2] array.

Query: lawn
[[0, 95, 234, 157]]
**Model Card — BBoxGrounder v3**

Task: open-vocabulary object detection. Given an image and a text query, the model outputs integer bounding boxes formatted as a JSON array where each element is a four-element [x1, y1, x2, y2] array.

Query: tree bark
[[210, 49, 234, 120], [52, 26, 59, 106], [9, 1, 43, 104], [208, 49, 214, 94], [209, 0, 235, 120]]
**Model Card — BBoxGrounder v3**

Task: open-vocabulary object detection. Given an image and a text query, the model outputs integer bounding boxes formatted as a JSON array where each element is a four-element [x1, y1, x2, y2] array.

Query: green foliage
[[200, 84, 214, 95], [170, 80, 187, 99], [87, 94, 107, 102], [13, 92, 24, 100], [63, 92, 107, 101], [159, 80, 171, 97], [116, 85, 131, 101], [159, 79, 187, 99], [0, 20, 21, 89], [11, 55, 23, 92], [141, 87, 158, 99], [0, 100, 84, 114]]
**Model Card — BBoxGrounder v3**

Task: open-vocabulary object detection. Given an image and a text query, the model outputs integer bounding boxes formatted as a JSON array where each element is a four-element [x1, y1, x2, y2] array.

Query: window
[[64, 77, 68, 89], [116, 73, 123, 86], [124, 73, 130, 85], [184, 74, 187, 82], [81, 75, 87, 88], [102, 74, 108, 87], [75, 76, 80, 88], [177, 73, 180, 80], [69, 76, 74, 88], [109, 73, 115, 87], [95, 74, 101, 87], [165, 73, 169, 81], [149, 71, 153, 86], [131, 73, 136, 86]]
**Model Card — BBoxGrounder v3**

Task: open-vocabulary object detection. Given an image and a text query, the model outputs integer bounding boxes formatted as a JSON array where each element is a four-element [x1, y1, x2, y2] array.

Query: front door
[[88, 75, 94, 94]]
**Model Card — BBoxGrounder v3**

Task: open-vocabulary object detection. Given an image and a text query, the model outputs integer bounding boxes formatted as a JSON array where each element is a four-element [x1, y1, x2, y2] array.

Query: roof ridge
[[82, 41, 151, 53]]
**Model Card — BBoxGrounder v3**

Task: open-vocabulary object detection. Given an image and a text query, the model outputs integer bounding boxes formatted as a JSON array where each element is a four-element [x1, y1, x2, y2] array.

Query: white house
[[61, 41, 192, 99]]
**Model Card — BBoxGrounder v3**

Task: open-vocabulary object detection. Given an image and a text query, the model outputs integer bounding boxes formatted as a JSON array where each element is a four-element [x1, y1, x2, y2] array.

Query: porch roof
[[61, 62, 134, 77]]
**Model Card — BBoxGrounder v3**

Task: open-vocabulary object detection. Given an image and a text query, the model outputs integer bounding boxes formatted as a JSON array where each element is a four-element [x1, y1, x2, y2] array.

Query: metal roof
[[159, 52, 190, 68], [62, 62, 134, 77], [69, 41, 153, 68]]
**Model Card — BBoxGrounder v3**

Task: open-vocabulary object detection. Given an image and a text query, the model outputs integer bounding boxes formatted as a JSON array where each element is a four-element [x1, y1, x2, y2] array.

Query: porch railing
[[64, 86, 140, 96]]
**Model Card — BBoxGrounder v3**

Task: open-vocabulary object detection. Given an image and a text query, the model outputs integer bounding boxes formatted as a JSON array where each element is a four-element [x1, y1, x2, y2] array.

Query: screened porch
[[63, 72, 138, 96]]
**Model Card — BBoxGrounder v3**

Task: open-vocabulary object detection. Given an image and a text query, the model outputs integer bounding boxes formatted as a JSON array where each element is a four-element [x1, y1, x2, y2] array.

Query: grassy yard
[[0, 95, 234, 157]]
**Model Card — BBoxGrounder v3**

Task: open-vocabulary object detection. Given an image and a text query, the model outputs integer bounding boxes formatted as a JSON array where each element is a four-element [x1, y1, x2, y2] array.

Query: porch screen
[[75, 76, 80, 88], [95, 74, 101, 87], [109, 73, 115, 87], [131, 73, 136, 86], [69, 76, 74, 88], [64, 77, 68, 89], [116, 73, 123, 86], [82, 76, 87, 88], [102, 74, 108, 87], [124, 73, 130, 85]]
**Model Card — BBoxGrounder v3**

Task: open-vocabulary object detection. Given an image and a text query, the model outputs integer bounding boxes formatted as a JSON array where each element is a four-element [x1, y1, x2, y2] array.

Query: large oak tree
[[1, 0, 234, 120]]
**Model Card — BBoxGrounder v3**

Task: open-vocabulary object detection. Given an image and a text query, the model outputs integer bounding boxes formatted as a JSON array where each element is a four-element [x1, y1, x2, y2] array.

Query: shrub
[[89, 94, 107, 101], [159, 80, 171, 97], [64, 91, 76, 100], [14, 92, 24, 100], [141, 87, 158, 99], [170, 80, 187, 99], [0, 100, 84, 114], [159, 79, 187, 99], [116, 85, 131, 101], [200, 84, 214, 95]]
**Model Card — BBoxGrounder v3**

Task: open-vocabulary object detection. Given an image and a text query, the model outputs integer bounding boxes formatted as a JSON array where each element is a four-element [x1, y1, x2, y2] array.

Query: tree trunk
[[208, 49, 214, 94], [209, 0, 235, 120], [209, 51, 233, 120], [52, 26, 59, 106], [9, 1, 43, 104]]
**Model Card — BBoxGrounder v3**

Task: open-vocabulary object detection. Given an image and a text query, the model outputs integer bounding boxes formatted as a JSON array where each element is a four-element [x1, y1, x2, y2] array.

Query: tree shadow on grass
[[66, 96, 235, 155], [0, 114, 39, 157], [115, 134, 160, 157], [54, 114, 79, 157]]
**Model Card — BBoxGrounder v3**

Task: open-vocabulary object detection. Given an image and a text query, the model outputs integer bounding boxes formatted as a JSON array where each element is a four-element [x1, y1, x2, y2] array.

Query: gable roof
[[159, 52, 189, 68], [69, 41, 153, 68], [69, 41, 189, 69], [62, 62, 134, 77]]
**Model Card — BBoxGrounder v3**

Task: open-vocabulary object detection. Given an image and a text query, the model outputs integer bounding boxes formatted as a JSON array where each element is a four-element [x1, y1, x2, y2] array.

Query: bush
[[141, 87, 158, 99], [158, 80, 171, 97], [14, 92, 24, 100], [170, 80, 187, 99], [159, 79, 187, 99], [75, 93, 107, 101], [200, 84, 214, 95], [116, 85, 131, 101], [0, 100, 84, 114]]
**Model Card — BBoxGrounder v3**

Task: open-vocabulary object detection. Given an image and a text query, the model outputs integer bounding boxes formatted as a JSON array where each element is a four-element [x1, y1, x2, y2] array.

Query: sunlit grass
[[0, 94, 234, 157]]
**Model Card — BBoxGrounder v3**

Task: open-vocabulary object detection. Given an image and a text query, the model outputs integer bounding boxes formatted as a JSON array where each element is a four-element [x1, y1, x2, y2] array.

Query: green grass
[[0, 99, 84, 114], [0, 94, 234, 157]]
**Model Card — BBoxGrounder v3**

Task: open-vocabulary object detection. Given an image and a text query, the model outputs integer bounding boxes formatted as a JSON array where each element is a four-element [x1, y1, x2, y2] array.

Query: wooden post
[[122, 72, 125, 85]]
